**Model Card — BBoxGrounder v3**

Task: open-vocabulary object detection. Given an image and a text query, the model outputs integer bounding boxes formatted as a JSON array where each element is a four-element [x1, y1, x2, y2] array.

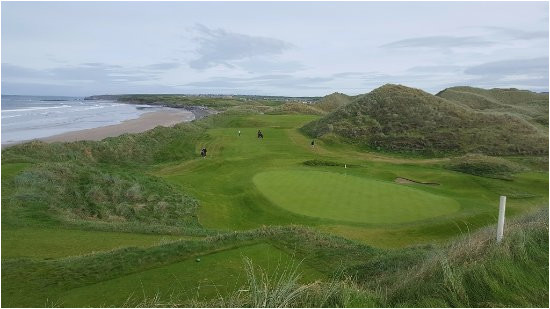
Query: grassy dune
[[302, 84, 548, 155], [313, 92, 353, 112], [437, 86, 549, 128]]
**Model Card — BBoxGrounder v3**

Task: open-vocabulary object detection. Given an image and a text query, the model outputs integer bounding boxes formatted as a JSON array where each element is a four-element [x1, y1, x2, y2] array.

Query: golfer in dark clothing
[[201, 147, 207, 158], [257, 130, 263, 139], [311, 140, 315, 148]]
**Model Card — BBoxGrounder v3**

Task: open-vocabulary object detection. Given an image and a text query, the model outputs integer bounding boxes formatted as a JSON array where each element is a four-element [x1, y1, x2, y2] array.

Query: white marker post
[[496, 196, 506, 243]]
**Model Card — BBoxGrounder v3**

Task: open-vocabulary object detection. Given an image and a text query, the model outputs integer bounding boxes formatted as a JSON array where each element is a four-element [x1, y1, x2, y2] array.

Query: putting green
[[253, 170, 460, 224]]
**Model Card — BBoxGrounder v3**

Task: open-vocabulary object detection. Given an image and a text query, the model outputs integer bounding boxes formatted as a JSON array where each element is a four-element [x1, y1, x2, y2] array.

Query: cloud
[[181, 74, 333, 91], [331, 72, 367, 78], [1, 63, 53, 80], [233, 58, 305, 74], [1, 62, 162, 87], [462, 75, 549, 92], [483, 26, 549, 40], [459, 57, 549, 92], [381, 35, 493, 49], [406, 65, 464, 73], [464, 57, 548, 76], [189, 24, 294, 70], [141, 62, 181, 70]]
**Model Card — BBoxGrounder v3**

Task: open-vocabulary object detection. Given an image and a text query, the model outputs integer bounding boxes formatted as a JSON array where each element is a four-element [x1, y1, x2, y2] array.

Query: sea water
[[1, 95, 169, 145]]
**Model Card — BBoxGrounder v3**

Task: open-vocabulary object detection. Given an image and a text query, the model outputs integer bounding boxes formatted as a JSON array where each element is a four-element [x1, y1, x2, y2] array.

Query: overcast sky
[[2, 1, 548, 96]]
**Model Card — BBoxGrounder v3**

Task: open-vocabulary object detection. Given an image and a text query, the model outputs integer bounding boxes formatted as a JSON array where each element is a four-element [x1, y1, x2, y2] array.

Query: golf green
[[253, 170, 460, 224]]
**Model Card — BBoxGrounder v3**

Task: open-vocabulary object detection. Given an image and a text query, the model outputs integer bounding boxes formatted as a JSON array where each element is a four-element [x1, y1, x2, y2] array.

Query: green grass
[[1, 104, 547, 307], [57, 243, 323, 307], [1, 227, 193, 259], [253, 170, 460, 224]]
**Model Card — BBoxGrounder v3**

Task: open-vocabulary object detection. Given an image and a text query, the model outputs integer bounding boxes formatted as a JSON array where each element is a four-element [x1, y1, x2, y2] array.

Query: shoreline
[[2, 107, 212, 149]]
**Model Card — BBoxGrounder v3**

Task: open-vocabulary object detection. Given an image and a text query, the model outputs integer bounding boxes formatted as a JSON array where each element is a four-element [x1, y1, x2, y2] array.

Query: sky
[[1, 1, 548, 96]]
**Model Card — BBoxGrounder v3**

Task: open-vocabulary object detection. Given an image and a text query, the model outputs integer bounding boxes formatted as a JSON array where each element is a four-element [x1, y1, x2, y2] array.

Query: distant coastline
[[1, 95, 215, 149]]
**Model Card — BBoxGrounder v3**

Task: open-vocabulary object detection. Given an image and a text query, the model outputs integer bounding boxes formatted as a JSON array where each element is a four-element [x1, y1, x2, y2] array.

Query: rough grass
[[384, 207, 549, 307], [445, 154, 526, 179], [10, 162, 200, 228]]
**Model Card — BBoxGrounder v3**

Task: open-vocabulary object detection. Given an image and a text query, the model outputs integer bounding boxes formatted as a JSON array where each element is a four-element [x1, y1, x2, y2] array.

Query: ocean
[[1, 95, 171, 145]]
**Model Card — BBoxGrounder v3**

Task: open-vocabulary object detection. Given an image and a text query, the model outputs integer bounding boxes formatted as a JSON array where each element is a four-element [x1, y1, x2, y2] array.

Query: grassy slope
[[302, 84, 548, 156]]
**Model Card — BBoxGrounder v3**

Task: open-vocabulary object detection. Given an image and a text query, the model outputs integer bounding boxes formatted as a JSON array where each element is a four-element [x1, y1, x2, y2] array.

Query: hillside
[[313, 92, 353, 112], [302, 84, 548, 155], [436, 86, 549, 128]]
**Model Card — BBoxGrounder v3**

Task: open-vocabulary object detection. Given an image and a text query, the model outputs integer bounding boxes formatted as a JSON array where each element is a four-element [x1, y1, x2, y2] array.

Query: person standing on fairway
[[238, 130, 241, 136], [311, 139, 315, 148], [257, 130, 263, 139]]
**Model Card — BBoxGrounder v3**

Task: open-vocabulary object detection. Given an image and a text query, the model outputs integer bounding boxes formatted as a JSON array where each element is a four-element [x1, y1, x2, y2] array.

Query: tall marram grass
[[385, 207, 549, 307], [128, 257, 380, 308]]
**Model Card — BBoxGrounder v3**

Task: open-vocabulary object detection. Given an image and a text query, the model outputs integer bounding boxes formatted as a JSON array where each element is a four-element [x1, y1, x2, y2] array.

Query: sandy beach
[[2, 109, 195, 148], [43, 109, 194, 142]]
